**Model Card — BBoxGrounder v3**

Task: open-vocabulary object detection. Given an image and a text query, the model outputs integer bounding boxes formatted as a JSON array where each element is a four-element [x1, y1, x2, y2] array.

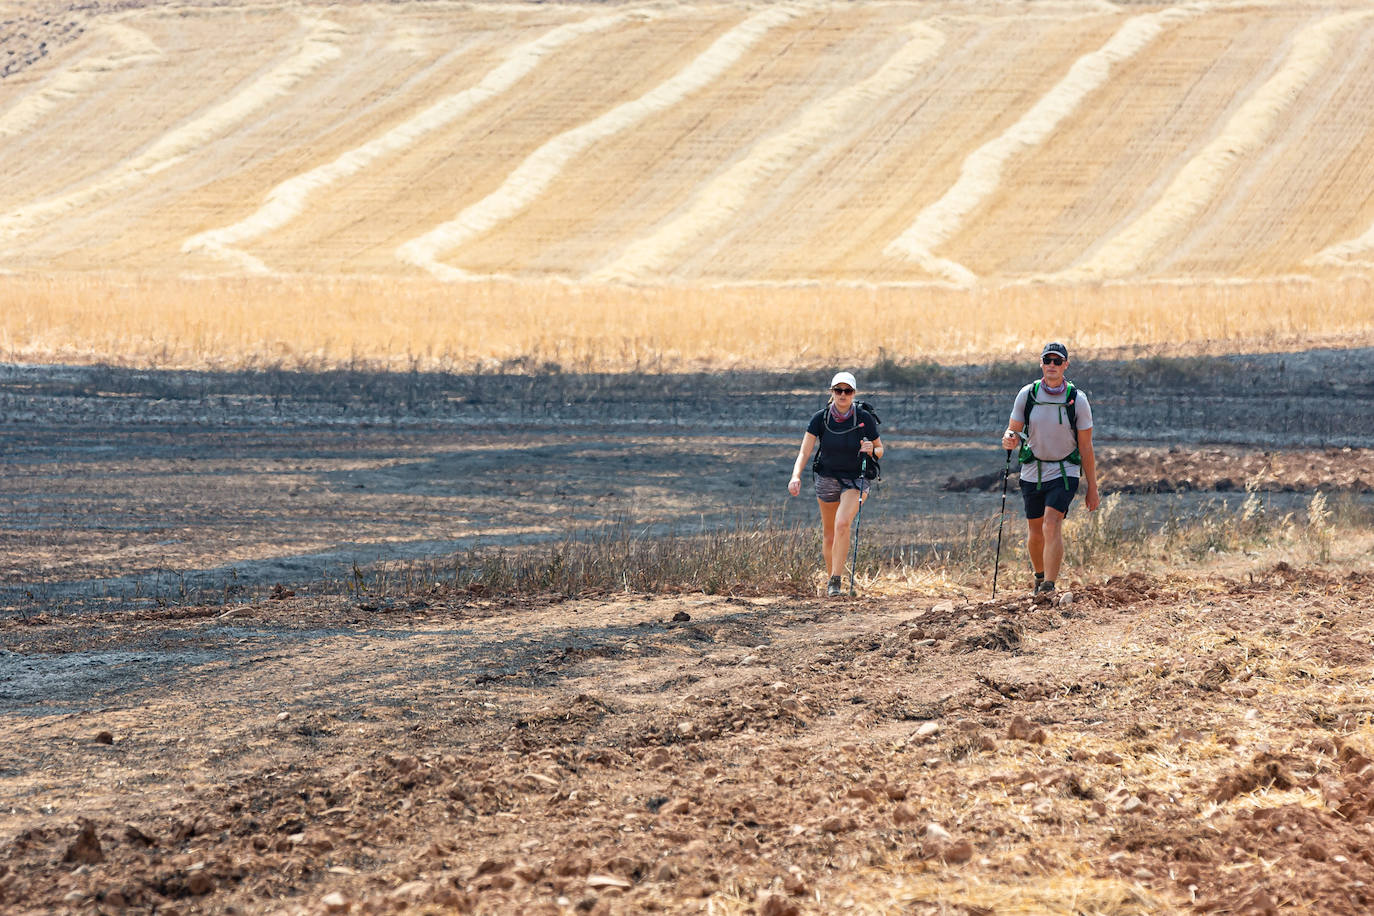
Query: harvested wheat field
[[4, 0, 1374, 367], [4, 0, 1374, 915]]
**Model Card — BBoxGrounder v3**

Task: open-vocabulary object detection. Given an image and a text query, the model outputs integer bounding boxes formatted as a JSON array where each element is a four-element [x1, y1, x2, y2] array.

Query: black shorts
[[1020, 475, 1079, 519]]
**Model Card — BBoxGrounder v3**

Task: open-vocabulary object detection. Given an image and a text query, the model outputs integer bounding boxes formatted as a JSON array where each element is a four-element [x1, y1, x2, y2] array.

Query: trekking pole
[[848, 455, 870, 597], [991, 448, 1012, 601]]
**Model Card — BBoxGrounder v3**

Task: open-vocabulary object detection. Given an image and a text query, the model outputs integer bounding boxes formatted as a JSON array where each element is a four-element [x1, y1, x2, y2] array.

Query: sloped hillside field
[[5, 0, 1374, 283]]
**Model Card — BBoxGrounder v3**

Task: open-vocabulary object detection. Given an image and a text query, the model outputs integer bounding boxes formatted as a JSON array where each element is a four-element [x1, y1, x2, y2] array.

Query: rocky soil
[[3, 562, 1374, 914]]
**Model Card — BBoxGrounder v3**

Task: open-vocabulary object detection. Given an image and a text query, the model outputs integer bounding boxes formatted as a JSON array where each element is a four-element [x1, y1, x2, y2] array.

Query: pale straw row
[[883, 4, 1208, 286], [587, 22, 946, 283], [0, 24, 161, 138], [396, 5, 805, 282], [1061, 9, 1374, 281], [182, 10, 640, 274], [0, 15, 347, 245]]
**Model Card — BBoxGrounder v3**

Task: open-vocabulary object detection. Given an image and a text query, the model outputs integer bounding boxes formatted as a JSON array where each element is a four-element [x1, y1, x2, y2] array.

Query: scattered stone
[[1008, 716, 1046, 743], [587, 874, 632, 890], [321, 891, 350, 912], [671, 611, 691, 622], [1057, 591, 1073, 607], [892, 803, 918, 826], [783, 870, 808, 895], [820, 815, 854, 834], [757, 890, 800, 916], [944, 839, 974, 864], [94, 731, 114, 745], [915, 722, 940, 741], [924, 822, 952, 842], [186, 870, 215, 896], [63, 819, 104, 865], [658, 798, 691, 817]]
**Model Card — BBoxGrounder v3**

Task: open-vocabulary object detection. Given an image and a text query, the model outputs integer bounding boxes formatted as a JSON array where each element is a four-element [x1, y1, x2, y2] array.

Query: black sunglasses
[[1042, 356, 1065, 366], [831, 386, 854, 395]]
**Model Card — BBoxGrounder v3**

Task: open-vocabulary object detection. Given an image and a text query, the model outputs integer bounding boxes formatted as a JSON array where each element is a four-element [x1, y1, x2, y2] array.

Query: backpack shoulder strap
[[1063, 382, 1078, 433], [1021, 381, 1040, 429]]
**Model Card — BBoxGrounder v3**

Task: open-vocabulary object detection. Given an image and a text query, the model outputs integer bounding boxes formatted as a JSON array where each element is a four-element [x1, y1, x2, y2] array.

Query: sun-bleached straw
[[397, 5, 804, 282], [1062, 9, 1374, 281], [0, 15, 346, 245], [589, 22, 945, 283], [883, 5, 1205, 286], [0, 24, 160, 138], [183, 11, 636, 274]]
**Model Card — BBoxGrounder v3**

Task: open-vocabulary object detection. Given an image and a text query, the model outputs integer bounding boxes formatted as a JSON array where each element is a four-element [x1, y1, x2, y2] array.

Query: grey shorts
[[814, 474, 869, 503]]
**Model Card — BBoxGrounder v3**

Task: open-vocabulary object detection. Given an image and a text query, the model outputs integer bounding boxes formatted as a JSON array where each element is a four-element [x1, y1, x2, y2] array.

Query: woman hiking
[[1000, 342, 1099, 596], [788, 372, 884, 597]]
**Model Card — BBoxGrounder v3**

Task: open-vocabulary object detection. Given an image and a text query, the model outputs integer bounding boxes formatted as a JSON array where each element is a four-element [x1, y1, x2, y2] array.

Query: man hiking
[[1000, 342, 1099, 596]]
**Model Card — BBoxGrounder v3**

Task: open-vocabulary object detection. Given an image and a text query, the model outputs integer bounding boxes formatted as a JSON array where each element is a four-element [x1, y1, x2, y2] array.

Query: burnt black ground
[[1, 348, 1371, 615]]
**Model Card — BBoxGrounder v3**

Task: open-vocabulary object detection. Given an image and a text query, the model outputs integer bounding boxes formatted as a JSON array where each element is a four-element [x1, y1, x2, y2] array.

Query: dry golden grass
[[3, 272, 1373, 372]]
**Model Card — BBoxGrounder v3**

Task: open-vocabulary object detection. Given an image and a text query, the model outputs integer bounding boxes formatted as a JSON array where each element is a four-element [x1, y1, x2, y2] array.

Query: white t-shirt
[[1009, 382, 1093, 483]]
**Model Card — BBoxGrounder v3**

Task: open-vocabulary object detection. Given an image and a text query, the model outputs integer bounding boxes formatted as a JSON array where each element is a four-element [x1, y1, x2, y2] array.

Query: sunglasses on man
[[1042, 356, 1065, 366]]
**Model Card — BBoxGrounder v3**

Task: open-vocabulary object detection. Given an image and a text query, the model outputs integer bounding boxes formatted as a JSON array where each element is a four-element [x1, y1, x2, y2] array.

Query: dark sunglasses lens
[[832, 387, 853, 394]]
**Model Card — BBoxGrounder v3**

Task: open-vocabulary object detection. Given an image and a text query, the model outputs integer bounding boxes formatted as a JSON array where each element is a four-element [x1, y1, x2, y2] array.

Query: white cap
[[829, 371, 857, 390]]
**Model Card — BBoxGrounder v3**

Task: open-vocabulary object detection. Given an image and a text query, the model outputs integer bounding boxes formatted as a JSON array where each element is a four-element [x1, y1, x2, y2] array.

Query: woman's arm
[[788, 432, 818, 496]]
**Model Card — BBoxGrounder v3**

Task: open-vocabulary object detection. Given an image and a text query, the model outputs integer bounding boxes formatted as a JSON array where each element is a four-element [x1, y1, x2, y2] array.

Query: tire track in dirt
[[0, 23, 160, 139], [0, 14, 346, 245], [396, 5, 804, 282], [883, 4, 1205, 286], [587, 21, 946, 283], [1060, 8, 1374, 282], [181, 9, 636, 275]]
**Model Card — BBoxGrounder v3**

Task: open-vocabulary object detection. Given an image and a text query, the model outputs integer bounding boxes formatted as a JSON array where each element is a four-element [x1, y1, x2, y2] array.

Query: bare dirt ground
[[2, 354, 1373, 914], [4, 563, 1374, 915]]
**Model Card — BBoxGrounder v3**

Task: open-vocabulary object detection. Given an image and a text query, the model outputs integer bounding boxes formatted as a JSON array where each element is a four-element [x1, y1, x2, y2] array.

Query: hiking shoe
[[827, 576, 843, 597], [1034, 580, 1056, 594]]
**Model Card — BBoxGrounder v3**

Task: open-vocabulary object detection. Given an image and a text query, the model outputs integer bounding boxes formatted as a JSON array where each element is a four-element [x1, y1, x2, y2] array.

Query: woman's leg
[[818, 498, 838, 574], [829, 488, 863, 578]]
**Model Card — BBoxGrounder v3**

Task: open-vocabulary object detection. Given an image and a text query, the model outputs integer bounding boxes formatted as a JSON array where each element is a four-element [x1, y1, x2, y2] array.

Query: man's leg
[[1027, 516, 1045, 576], [1042, 507, 1065, 583]]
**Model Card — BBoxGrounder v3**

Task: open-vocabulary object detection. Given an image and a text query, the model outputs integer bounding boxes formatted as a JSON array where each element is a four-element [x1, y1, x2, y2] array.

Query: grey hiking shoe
[[1034, 580, 1056, 594], [827, 576, 843, 597]]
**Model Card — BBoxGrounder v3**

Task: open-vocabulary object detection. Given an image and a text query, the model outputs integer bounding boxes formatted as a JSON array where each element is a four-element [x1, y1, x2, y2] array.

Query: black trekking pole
[[848, 455, 870, 597], [991, 448, 1012, 601]]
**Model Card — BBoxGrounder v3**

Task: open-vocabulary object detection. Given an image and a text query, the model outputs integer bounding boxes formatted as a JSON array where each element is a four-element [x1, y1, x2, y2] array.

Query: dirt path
[[3, 562, 1373, 913]]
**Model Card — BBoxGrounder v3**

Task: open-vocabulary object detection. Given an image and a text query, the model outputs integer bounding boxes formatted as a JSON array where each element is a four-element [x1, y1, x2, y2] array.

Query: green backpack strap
[[1020, 381, 1082, 490]]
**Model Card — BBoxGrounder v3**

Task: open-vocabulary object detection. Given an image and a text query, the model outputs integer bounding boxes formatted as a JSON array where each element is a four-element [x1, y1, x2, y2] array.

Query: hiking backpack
[[1018, 381, 1080, 489], [812, 401, 882, 480]]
